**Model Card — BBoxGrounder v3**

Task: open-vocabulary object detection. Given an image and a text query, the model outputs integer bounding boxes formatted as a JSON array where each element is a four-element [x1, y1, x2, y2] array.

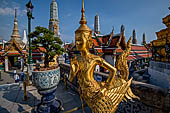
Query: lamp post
[[26, 0, 34, 85]]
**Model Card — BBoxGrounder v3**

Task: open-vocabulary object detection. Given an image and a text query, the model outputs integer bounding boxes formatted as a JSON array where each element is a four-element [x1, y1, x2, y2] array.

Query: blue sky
[[0, 0, 169, 44]]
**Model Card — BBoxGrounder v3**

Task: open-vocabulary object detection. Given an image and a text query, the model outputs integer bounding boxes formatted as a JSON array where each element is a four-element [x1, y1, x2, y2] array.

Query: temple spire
[[11, 9, 21, 39], [120, 24, 125, 33], [94, 13, 100, 34], [132, 29, 137, 44], [142, 32, 146, 45], [49, 0, 60, 37]]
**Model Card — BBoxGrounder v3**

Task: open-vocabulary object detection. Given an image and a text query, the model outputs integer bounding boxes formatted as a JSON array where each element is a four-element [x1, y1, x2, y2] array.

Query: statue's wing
[[107, 78, 133, 104], [94, 78, 134, 113]]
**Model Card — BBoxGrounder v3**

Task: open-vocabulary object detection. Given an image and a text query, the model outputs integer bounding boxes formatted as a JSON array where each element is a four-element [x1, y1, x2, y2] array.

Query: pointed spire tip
[[15, 9, 17, 18], [80, 0, 87, 25]]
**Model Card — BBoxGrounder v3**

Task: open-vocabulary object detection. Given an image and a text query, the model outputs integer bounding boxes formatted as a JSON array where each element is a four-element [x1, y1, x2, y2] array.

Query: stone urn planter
[[32, 67, 62, 113]]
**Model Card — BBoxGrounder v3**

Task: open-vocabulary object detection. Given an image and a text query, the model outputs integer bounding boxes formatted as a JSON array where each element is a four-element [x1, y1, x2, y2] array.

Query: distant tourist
[[14, 73, 20, 83]]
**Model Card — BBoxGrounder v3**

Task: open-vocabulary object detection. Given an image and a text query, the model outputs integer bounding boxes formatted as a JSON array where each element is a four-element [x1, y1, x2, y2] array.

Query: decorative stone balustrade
[[59, 63, 170, 113]]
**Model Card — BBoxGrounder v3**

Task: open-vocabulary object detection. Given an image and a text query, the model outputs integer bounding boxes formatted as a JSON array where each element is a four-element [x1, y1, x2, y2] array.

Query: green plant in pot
[[29, 26, 65, 113], [30, 26, 65, 70]]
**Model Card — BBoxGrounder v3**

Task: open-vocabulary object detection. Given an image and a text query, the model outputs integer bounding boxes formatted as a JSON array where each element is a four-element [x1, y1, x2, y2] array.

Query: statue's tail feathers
[[127, 87, 140, 100], [124, 78, 140, 101]]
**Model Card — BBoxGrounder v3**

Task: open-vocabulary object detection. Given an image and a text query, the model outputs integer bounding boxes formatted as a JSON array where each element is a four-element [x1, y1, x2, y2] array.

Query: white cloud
[[0, 7, 26, 16], [0, 7, 14, 15], [0, 1, 26, 16]]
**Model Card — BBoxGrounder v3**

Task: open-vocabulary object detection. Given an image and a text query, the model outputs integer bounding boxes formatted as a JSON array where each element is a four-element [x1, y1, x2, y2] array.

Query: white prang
[[22, 29, 27, 44]]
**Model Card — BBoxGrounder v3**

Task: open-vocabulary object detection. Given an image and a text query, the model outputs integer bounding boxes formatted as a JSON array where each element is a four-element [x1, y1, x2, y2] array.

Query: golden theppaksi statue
[[69, 0, 138, 112]]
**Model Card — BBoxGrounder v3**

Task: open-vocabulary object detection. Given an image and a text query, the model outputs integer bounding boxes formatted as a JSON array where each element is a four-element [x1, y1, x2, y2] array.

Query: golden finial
[[80, 0, 87, 24], [15, 9, 17, 17], [75, 0, 91, 33], [14, 9, 17, 21]]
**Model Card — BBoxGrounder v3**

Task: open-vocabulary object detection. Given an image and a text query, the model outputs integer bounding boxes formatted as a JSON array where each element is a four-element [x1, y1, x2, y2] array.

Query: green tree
[[29, 26, 65, 67]]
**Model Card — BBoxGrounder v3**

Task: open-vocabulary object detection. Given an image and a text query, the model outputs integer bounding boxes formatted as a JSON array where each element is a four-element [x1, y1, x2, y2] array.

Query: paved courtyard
[[0, 81, 91, 113], [0, 70, 15, 85], [0, 69, 91, 113], [0, 69, 24, 85]]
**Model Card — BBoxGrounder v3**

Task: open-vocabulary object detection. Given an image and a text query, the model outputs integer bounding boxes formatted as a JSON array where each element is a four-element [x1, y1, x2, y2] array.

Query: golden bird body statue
[[69, 38, 137, 113], [68, 0, 138, 112]]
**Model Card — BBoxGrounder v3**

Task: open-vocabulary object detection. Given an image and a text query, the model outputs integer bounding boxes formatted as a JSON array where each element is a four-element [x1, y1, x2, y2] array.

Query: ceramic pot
[[32, 67, 62, 113]]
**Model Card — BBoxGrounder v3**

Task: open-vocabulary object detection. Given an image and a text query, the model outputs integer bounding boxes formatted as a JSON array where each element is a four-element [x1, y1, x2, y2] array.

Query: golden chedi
[[151, 8, 170, 62], [69, 0, 138, 112]]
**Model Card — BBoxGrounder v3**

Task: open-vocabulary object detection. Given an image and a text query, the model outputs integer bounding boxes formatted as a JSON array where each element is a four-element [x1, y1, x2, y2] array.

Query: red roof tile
[[92, 39, 99, 46], [0, 45, 3, 50], [116, 48, 123, 52], [103, 49, 113, 53], [131, 46, 147, 51], [7, 52, 21, 55], [110, 38, 119, 46], [32, 47, 46, 52], [98, 37, 103, 44], [102, 37, 109, 44], [96, 49, 103, 53]]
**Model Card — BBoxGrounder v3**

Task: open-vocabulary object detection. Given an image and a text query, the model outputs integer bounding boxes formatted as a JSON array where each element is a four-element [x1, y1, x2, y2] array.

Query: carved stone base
[[37, 91, 62, 113]]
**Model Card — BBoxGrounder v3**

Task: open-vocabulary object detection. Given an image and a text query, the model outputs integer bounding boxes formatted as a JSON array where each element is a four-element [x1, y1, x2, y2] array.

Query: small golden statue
[[69, 0, 138, 112]]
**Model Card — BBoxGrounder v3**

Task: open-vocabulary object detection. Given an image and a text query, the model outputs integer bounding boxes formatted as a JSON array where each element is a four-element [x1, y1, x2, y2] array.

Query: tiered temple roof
[[1, 9, 26, 57], [7, 9, 25, 49], [91, 31, 151, 61]]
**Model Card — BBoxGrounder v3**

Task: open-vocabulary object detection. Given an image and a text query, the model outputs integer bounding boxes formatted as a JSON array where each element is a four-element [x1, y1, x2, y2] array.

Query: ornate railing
[[59, 63, 170, 113]]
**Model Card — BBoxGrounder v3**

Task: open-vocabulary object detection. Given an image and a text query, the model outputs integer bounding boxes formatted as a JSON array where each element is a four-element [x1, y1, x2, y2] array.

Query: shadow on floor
[[0, 106, 10, 113], [2, 84, 40, 112], [55, 81, 92, 113]]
